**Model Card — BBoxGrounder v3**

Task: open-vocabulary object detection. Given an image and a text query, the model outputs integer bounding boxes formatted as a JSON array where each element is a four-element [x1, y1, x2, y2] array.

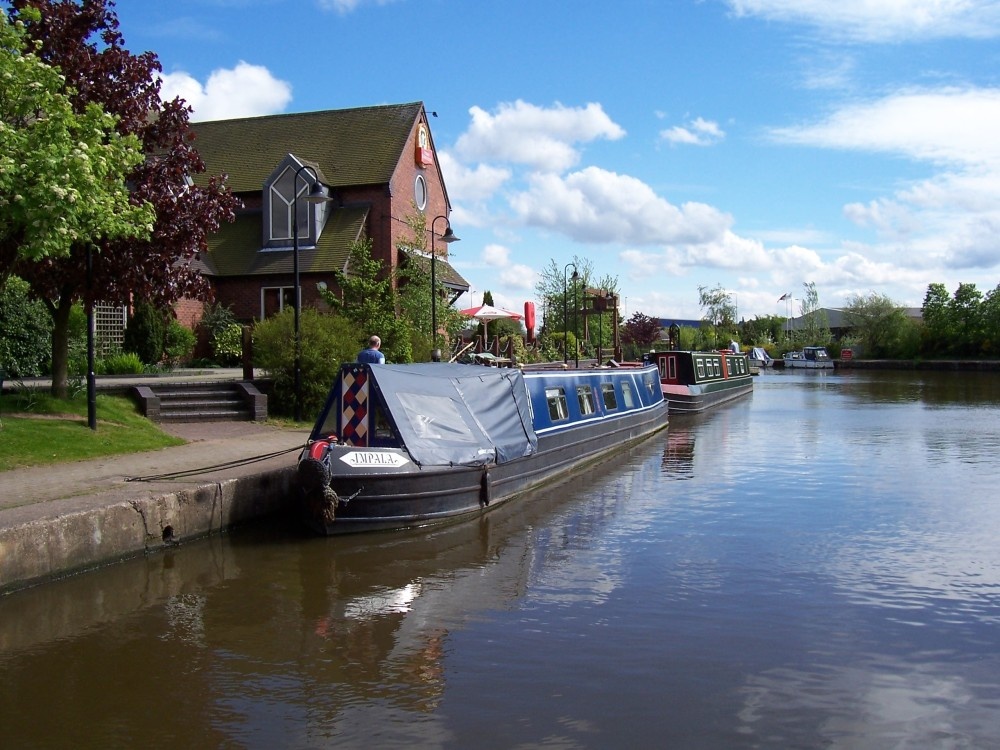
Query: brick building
[[187, 102, 468, 324]]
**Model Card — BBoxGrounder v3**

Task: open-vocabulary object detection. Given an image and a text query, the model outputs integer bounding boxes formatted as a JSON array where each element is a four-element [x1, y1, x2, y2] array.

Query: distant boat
[[783, 346, 834, 369], [644, 350, 754, 414], [297, 362, 668, 534]]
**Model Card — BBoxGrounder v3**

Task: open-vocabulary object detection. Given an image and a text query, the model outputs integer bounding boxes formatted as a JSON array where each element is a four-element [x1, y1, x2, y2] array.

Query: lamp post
[[86, 244, 96, 430], [292, 164, 333, 421], [430, 215, 459, 362], [563, 262, 578, 365]]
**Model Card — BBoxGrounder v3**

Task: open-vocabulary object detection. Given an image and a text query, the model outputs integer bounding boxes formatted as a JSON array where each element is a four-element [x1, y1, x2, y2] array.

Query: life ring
[[308, 435, 337, 460]]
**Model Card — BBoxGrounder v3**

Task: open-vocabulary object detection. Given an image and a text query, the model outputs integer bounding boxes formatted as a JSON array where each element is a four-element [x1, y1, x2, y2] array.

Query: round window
[[414, 174, 427, 211]]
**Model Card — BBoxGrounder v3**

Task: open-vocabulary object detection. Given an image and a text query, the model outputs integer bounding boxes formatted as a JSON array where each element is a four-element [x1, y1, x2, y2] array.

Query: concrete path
[[0, 374, 311, 593]]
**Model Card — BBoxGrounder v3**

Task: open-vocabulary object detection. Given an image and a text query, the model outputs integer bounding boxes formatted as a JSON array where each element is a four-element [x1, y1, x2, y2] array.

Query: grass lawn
[[0, 392, 184, 472]]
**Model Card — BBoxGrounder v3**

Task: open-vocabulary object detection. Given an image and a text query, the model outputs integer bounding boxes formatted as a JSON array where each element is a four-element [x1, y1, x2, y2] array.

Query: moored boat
[[643, 349, 754, 414], [297, 362, 669, 534], [749, 347, 773, 372], [782, 346, 834, 369]]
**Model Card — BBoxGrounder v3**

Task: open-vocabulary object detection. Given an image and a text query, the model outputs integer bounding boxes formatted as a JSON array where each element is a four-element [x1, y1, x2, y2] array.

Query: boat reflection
[[0, 454, 648, 741]]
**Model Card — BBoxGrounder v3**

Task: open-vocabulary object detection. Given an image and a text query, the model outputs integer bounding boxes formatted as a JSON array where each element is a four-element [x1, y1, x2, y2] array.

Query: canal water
[[3, 369, 1000, 748]]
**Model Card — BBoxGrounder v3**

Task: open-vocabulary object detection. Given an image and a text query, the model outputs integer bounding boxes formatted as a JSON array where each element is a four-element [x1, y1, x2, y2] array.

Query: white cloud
[[726, 0, 1000, 42], [660, 117, 726, 146], [437, 151, 510, 203], [159, 61, 292, 122], [510, 166, 731, 246], [317, 0, 400, 13], [770, 88, 1000, 168], [454, 100, 626, 173]]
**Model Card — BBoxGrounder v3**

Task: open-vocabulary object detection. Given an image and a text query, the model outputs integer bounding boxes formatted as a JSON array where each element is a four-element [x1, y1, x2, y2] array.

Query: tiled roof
[[189, 102, 426, 192], [402, 250, 470, 293], [201, 204, 369, 277]]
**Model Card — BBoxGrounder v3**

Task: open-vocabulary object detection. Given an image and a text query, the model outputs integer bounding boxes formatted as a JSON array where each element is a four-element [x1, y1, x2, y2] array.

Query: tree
[[921, 282, 952, 355], [949, 282, 984, 356], [395, 210, 466, 359], [0, 275, 51, 376], [9, 0, 240, 397], [322, 238, 414, 363], [0, 5, 152, 283], [799, 281, 830, 346], [535, 256, 593, 345], [843, 291, 908, 358], [698, 284, 736, 334], [621, 312, 662, 353]]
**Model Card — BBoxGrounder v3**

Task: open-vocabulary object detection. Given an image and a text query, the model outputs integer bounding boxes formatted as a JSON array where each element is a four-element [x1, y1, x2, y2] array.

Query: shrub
[[164, 320, 196, 366], [254, 309, 357, 418], [124, 302, 166, 365], [198, 303, 240, 365], [0, 276, 52, 377], [99, 351, 145, 375], [213, 323, 244, 366]]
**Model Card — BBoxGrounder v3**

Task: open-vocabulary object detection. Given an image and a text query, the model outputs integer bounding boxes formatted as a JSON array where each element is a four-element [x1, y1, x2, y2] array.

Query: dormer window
[[264, 155, 328, 249]]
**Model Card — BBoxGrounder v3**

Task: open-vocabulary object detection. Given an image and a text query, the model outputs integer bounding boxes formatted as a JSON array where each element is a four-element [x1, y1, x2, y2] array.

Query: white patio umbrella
[[459, 304, 523, 343]]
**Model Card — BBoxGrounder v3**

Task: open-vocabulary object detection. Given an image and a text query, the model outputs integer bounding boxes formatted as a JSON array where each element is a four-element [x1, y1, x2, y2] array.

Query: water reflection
[[4, 371, 1000, 747]]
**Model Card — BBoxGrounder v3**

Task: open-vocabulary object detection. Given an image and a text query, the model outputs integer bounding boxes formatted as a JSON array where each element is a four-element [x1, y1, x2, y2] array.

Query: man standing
[[357, 335, 385, 364]]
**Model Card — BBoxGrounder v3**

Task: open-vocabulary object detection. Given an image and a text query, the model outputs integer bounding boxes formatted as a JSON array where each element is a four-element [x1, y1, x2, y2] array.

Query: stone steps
[[132, 381, 267, 422]]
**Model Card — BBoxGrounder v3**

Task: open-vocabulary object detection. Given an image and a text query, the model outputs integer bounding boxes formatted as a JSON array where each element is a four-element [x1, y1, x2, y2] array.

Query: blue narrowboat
[[297, 362, 668, 534]]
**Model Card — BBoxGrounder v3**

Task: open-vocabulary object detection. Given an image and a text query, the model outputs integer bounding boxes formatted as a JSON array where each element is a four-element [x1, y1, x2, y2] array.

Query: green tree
[[698, 284, 737, 338], [0, 275, 51, 376], [323, 238, 413, 363], [921, 283, 952, 355], [535, 256, 593, 347], [949, 282, 984, 356], [843, 291, 908, 358], [799, 281, 831, 346], [982, 284, 1000, 356], [9, 0, 239, 398], [395, 210, 465, 359], [0, 6, 152, 282]]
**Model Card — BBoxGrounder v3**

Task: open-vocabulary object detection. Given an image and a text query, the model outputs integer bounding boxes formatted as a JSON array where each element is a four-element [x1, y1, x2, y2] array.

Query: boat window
[[695, 358, 706, 379], [668, 356, 677, 380], [546, 387, 569, 421], [601, 383, 618, 410], [713, 360, 721, 377], [658, 358, 666, 379], [621, 382, 635, 408], [397, 392, 475, 442], [577, 385, 596, 416]]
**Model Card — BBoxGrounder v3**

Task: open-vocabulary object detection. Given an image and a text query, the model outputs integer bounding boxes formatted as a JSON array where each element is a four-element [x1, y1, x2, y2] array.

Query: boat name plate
[[339, 451, 411, 468]]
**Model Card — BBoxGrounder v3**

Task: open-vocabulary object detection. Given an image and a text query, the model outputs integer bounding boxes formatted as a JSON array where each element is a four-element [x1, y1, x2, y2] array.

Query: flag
[[778, 293, 790, 301]]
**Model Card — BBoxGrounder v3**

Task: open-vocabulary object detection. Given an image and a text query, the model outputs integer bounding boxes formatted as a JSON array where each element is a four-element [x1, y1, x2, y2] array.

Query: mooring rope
[[125, 445, 301, 483]]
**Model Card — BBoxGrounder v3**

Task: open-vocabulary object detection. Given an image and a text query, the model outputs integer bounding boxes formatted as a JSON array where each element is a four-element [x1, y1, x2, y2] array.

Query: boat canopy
[[750, 347, 773, 364], [360, 363, 538, 468]]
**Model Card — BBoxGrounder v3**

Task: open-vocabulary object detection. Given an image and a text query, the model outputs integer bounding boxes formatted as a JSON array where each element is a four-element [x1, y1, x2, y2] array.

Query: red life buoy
[[308, 435, 337, 460]]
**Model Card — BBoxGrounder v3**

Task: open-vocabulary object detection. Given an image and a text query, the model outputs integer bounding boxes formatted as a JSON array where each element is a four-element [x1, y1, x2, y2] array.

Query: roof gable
[[189, 102, 425, 192]]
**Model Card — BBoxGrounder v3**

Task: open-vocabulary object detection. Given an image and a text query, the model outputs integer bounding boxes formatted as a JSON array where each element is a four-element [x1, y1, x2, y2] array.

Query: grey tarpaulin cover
[[366, 363, 538, 467]]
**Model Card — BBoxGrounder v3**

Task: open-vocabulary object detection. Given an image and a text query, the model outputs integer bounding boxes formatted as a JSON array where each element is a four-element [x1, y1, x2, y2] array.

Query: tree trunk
[[49, 300, 72, 399]]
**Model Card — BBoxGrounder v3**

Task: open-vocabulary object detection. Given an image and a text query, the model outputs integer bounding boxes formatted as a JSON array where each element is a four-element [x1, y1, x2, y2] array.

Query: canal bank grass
[[0, 392, 184, 472]]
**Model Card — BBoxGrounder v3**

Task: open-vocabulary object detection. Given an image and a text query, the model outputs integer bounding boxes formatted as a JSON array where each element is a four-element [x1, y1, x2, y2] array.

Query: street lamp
[[430, 215, 459, 362], [563, 262, 578, 365], [292, 163, 334, 421]]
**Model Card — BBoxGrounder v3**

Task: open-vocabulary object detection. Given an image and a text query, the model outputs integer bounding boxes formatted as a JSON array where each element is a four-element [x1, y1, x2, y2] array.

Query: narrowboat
[[782, 346, 834, 369], [643, 350, 754, 414], [297, 362, 668, 534]]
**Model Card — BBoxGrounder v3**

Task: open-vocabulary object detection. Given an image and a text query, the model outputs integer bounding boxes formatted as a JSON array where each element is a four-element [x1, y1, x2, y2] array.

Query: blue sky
[[109, 0, 1000, 321]]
